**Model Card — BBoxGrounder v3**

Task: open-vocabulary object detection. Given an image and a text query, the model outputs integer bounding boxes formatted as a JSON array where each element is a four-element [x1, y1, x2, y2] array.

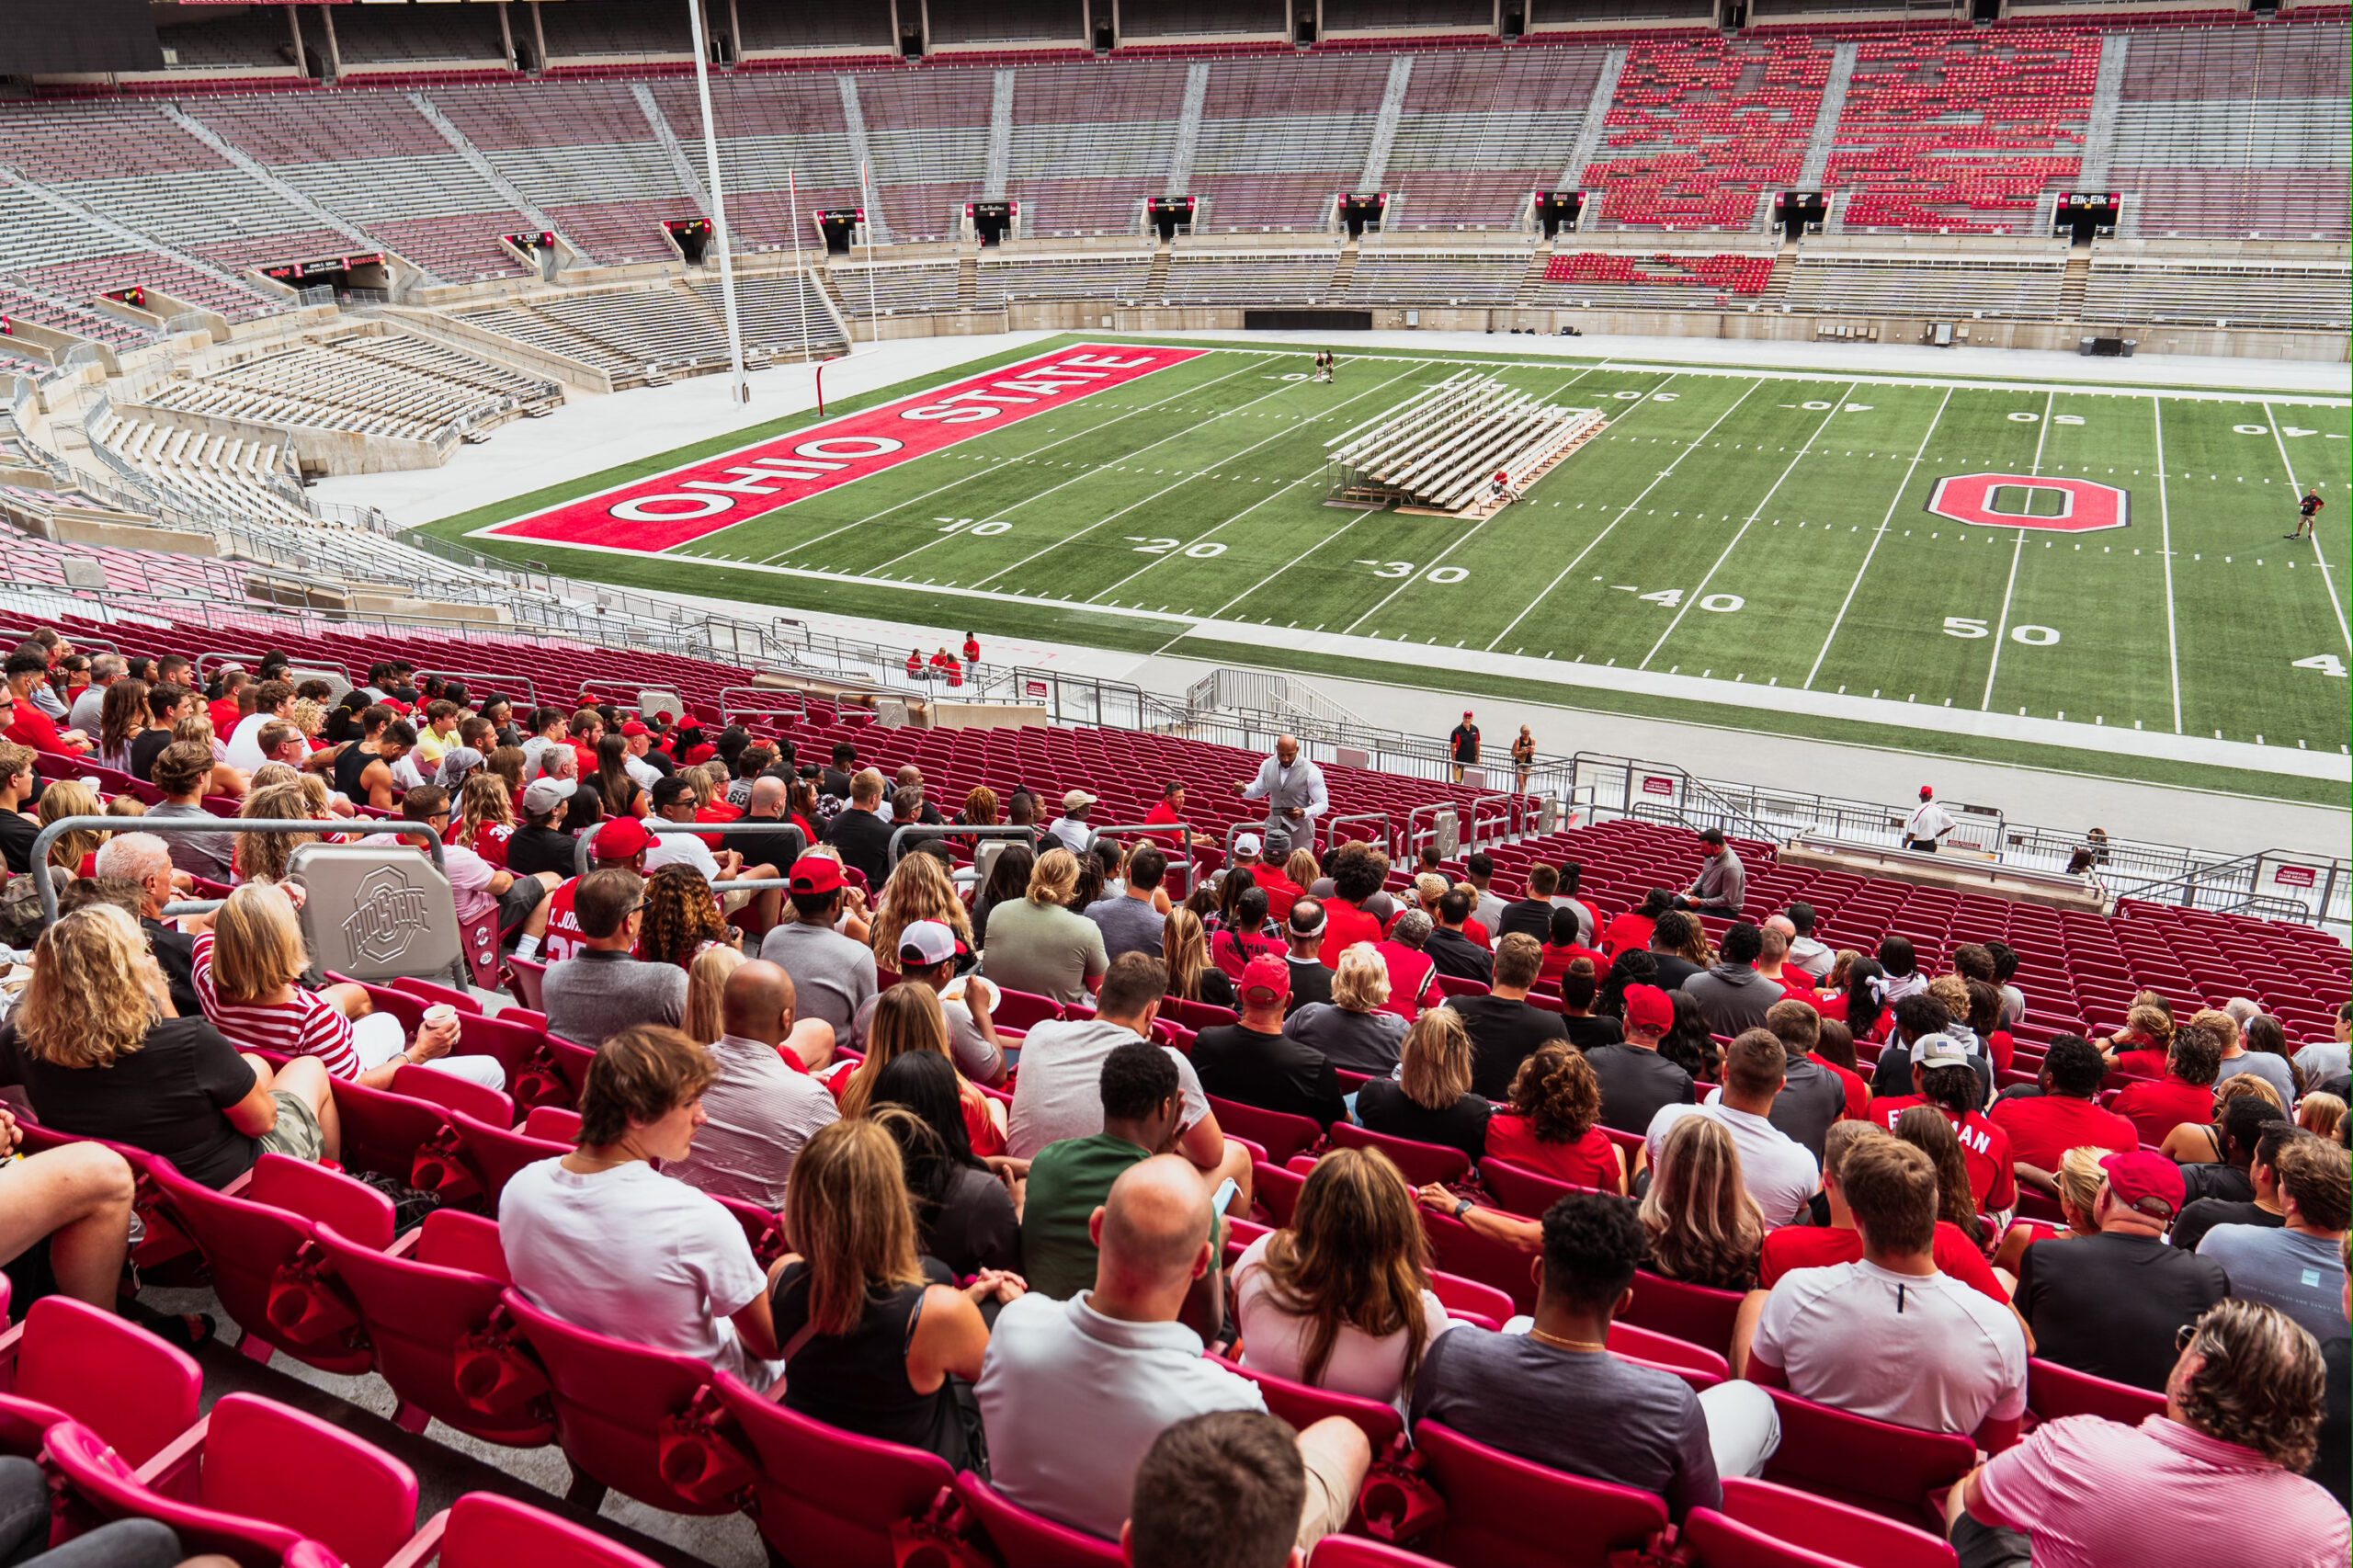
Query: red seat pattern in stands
[[1583, 36, 1832, 229], [1544, 252, 1774, 294]]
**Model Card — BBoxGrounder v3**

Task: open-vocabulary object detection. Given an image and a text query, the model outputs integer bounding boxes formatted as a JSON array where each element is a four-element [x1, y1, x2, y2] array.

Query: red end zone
[[483, 343, 1207, 552]]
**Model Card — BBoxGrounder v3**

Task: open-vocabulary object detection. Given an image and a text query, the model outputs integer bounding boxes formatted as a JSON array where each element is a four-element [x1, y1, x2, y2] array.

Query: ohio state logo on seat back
[[1926, 473, 2130, 533]]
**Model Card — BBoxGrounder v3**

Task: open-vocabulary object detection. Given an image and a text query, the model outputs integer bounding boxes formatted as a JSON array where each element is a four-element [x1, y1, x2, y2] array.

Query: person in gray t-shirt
[[759, 887, 880, 1047], [1086, 843, 1171, 966], [2196, 1139, 2351, 1345], [543, 874, 692, 1047]]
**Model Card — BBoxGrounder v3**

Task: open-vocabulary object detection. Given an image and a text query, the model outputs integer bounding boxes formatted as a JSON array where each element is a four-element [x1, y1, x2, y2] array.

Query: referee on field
[[1903, 785, 1957, 852]]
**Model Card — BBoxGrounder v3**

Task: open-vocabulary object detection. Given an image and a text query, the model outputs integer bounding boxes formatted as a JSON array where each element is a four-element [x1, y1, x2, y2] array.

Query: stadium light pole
[[685, 0, 748, 405]]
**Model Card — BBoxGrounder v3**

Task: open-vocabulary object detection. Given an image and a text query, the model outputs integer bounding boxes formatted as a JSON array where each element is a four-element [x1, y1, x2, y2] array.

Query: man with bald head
[[733, 774, 807, 931], [1235, 733, 1327, 858], [661, 959, 838, 1208], [979, 1150, 1371, 1551]]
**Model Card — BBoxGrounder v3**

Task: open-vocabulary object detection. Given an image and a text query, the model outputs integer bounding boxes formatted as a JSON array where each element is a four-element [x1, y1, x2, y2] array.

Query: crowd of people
[[0, 620, 2344, 1567]]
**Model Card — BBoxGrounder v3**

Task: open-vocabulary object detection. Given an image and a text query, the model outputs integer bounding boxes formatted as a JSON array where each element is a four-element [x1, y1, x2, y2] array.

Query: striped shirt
[[191, 931, 361, 1079]]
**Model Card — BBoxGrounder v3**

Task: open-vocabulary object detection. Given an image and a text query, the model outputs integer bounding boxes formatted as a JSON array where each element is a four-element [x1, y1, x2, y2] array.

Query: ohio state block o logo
[[1927, 473, 2129, 533]]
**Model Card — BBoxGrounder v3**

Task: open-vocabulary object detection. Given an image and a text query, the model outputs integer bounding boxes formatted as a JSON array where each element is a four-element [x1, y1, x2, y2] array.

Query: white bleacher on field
[[1157, 250, 1341, 303], [2080, 256, 2350, 328], [975, 250, 1157, 305], [829, 260, 964, 316], [1343, 249, 1523, 304], [681, 272, 849, 356], [1782, 253, 2066, 319], [138, 333, 550, 443]]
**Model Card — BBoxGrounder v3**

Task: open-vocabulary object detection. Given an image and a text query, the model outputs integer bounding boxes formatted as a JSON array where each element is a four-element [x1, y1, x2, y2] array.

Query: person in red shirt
[[962, 632, 981, 665], [1536, 905, 1607, 985], [1485, 1042, 1626, 1193], [2110, 1021, 2224, 1148], [1314, 845, 1386, 966], [1872, 1033, 2018, 1214], [1812, 1018, 1872, 1124], [2103, 998, 2174, 1080], [1141, 782, 1216, 856], [905, 648, 924, 679], [568, 707, 605, 778], [1599, 888, 1669, 960], [1988, 1034, 2139, 1176], [1753, 926, 1820, 1009], [0, 656, 88, 756], [1749, 1120, 2010, 1310]]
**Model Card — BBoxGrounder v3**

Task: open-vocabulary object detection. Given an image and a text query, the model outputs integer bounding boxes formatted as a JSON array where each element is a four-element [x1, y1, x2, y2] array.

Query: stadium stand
[[1191, 54, 1391, 231], [1582, 34, 1831, 229]]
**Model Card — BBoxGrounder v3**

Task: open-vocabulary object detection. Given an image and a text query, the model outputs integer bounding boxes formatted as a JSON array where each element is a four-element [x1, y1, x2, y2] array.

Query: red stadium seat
[[1413, 1419, 1671, 1566], [710, 1373, 961, 1568], [1682, 1476, 1960, 1568], [953, 1471, 1124, 1567], [390, 1491, 666, 1568]]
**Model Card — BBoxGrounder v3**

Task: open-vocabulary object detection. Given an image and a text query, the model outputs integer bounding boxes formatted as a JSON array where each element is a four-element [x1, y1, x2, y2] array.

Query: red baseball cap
[[592, 818, 653, 860], [620, 720, 649, 738], [2100, 1151, 2186, 1220], [1239, 956, 1290, 1004], [1623, 983, 1674, 1037], [789, 854, 845, 895]]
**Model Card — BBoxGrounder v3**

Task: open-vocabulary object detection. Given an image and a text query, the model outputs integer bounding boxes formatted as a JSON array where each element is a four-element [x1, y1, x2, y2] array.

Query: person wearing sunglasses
[[1947, 1297, 2347, 1568], [542, 867, 687, 1048]]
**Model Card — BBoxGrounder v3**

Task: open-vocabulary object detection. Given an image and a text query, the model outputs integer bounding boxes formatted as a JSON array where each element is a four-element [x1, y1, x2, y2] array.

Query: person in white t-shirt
[[1646, 1029, 1820, 1230], [500, 1024, 787, 1388], [1738, 1129, 2027, 1448], [223, 679, 295, 774], [1903, 786, 1958, 853]]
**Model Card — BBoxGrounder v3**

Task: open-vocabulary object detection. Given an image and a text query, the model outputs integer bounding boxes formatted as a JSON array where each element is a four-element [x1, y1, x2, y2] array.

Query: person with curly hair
[[1948, 1298, 2346, 1568], [636, 863, 740, 971], [1485, 1043, 1625, 1194]]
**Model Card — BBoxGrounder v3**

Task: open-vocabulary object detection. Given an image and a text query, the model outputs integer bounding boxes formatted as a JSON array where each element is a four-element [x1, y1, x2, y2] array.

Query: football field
[[448, 336, 2353, 771]]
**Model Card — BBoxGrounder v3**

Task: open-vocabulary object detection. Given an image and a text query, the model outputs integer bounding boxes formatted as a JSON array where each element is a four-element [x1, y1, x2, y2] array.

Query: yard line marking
[[1805, 385, 1952, 689], [961, 371, 1367, 590], [2264, 399, 2353, 653], [1643, 382, 1857, 670], [1981, 390, 2054, 711], [1483, 377, 1760, 653], [1330, 361, 1622, 638], [753, 355, 1280, 566], [2152, 398, 2183, 733], [1085, 362, 1426, 603]]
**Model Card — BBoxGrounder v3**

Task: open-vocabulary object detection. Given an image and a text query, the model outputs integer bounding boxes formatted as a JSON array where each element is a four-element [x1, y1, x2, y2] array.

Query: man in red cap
[[1188, 957, 1347, 1127], [1584, 982, 1695, 1134], [1903, 785, 1957, 853], [619, 720, 667, 789], [756, 852, 880, 1047], [1446, 710, 1480, 785], [2014, 1150, 2228, 1393], [537, 815, 653, 963]]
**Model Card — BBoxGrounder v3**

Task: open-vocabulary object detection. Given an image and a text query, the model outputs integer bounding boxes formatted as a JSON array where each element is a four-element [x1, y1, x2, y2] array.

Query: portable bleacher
[[1324, 373, 1606, 518]]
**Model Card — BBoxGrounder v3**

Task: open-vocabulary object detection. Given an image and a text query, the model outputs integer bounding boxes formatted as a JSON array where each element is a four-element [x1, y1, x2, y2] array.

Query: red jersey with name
[[540, 878, 587, 963], [1873, 1096, 2017, 1211]]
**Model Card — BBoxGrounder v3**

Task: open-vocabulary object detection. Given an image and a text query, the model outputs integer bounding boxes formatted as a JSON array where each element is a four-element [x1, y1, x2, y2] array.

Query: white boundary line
[[2265, 398, 2353, 653], [2153, 397, 2183, 733], [1085, 360, 1427, 604], [1980, 389, 2054, 712], [1805, 384, 1953, 690], [1481, 376, 1759, 653], [1642, 380, 1859, 670]]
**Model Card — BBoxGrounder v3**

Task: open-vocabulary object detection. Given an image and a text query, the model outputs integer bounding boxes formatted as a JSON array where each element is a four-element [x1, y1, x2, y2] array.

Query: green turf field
[[437, 335, 2353, 780]]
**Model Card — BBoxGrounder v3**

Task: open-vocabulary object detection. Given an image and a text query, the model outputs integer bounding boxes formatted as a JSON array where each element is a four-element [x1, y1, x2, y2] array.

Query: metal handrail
[[31, 815, 445, 926], [1088, 820, 1199, 895], [1403, 801, 1460, 863], [888, 823, 1039, 872], [1324, 811, 1392, 858], [417, 667, 538, 707], [568, 816, 812, 881], [718, 685, 809, 725], [1467, 792, 1517, 849]]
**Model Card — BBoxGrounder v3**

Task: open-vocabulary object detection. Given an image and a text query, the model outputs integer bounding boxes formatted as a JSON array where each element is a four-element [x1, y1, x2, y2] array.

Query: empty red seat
[[1410, 1418, 1672, 1565]]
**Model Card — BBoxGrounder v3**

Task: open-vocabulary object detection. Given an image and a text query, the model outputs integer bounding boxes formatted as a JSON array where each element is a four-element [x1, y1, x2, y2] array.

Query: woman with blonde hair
[[95, 677, 147, 773], [1162, 906, 1236, 1008], [2298, 1092, 2346, 1142], [1354, 1006, 1489, 1164], [1639, 1115, 1764, 1290], [453, 771, 517, 866], [1994, 1144, 2109, 1274], [15, 903, 337, 1184], [232, 781, 319, 885], [1284, 941, 1406, 1075], [1487, 1042, 1626, 1194], [289, 696, 327, 749], [34, 779, 105, 877], [835, 984, 1006, 1156], [975, 845, 1106, 1004], [171, 710, 245, 797], [194, 878, 504, 1090], [1233, 1146, 1451, 1410], [770, 1117, 1016, 1467], [686, 944, 745, 1046], [2107, 998, 2176, 1077], [871, 849, 972, 968]]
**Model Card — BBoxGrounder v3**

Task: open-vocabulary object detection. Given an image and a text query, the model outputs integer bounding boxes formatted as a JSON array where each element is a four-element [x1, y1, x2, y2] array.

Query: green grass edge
[[413, 333, 2351, 810]]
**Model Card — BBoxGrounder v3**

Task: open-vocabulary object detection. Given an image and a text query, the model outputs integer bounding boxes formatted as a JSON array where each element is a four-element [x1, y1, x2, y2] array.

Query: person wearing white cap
[[1234, 735, 1326, 858], [1903, 786, 1957, 854], [1047, 789, 1099, 857], [1211, 831, 1263, 893], [851, 917, 1007, 1086]]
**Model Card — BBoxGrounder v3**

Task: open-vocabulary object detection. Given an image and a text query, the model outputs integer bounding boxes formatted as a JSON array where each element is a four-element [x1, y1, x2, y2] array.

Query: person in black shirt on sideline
[[1357, 1008, 1493, 1167], [1586, 983, 1696, 1135], [1448, 934, 1572, 1102], [2016, 1151, 2229, 1392]]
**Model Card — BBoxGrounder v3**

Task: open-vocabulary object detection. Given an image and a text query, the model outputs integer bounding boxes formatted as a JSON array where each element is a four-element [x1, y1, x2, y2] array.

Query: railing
[[28, 814, 446, 927], [1185, 666, 1374, 732], [162, 312, 214, 337], [60, 345, 107, 373]]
